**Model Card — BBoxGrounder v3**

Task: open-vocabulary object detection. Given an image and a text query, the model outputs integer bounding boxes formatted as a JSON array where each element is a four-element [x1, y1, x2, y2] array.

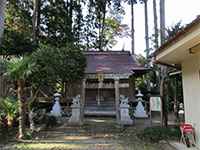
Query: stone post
[[114, 78, 120, 122], [80, 79, 86, 121]]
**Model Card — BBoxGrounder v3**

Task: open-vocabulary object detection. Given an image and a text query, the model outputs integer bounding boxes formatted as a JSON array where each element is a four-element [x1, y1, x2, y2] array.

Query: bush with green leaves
[[24, 130, 33, 140], [29, 109, 58, 129], [45, 115, 58, 128], [137, 126, 181, 143], [30, 109, 46, 125], [129, 107, 135, 120], [0, 97, 18, 127]]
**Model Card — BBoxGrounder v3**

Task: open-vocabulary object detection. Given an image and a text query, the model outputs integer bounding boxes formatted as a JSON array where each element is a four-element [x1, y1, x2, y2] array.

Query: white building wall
[[182, 52, 200, 148]]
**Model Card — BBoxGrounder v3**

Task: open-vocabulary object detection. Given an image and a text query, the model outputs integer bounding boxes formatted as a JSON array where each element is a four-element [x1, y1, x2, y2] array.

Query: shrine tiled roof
[[84, 51, 147, 74]]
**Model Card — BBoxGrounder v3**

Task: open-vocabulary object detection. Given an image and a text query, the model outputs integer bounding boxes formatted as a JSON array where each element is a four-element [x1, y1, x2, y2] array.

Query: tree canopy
[[30, 44, 86, 86], [1, 0, 34, 56], [0, 0, 131, 55]]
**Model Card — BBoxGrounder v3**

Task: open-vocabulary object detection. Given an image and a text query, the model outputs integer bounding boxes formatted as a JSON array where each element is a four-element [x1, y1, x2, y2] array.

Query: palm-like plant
[[7, 57, 33, 80], [6, 56, 33, 139], [0, 97, 18, 127]]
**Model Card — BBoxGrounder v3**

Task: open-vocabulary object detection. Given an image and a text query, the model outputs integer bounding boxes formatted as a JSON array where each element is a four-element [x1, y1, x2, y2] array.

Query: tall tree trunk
[[98, 15, 101, 50], [100, 5, 106, 51], [0, 0, 6, 45], [153, 0, 159, 49], [130, 1, 136, 102], [29, 88, 40, 132], [131, 0, 135, 55], [29, 110, 34, 131], [143, 0, 151, 94], [160, 0, 165, 44], [144, 0, 149, 58], [160, 68, 168, 127], [32, 0, 41, 44], [159, 0, 167, 127], [17, 79, 25, 139], [76, 0, 81, 44], [174, 77, 178, 120], [69, 0, 73, 41], [98, 1, 107, 51]]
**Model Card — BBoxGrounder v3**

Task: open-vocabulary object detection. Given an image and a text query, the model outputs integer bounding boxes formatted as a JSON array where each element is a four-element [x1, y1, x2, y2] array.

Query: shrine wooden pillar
[[114, 78, 120, 122], [129, 75, 136, 102], [80, 78, 86, 121]]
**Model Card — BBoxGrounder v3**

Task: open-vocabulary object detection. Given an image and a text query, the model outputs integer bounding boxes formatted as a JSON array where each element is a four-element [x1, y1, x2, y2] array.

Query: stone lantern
[[178, 103, 185, 123], [134, 90, 148, 118], [50, 92, 62, 117]]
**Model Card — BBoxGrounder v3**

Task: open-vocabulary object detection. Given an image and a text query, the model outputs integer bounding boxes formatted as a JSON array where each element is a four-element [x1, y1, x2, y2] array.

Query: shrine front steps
[[84, 110, 116, 116]]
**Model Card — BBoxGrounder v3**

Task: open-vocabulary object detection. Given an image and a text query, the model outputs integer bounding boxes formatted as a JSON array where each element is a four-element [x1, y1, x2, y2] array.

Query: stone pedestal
[[119, 95, 133, 125], [68, 95, 82, 125], [134, 101, 148, 118]]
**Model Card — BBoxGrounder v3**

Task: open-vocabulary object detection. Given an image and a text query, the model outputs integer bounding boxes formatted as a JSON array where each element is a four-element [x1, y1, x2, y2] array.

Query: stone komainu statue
[[72, 95, 80, 107], [120, 95, 129, 105]]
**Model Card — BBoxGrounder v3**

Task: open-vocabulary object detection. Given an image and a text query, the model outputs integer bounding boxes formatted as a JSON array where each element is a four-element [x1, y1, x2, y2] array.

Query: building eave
[[154, 15, 200, 56], [154, 16, 200, 65]]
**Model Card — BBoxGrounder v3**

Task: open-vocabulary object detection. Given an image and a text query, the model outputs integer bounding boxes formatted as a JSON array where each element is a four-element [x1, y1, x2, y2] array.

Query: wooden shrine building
[[81, 51, 147, 120]]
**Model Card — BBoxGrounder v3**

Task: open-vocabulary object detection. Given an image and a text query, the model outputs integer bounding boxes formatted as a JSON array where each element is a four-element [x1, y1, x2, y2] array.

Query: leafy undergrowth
[[117, 127, 162, 150], [137, 126, 181, 143]]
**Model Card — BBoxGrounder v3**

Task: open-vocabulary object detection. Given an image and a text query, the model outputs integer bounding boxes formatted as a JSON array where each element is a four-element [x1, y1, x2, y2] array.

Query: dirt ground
[[1, 117, 177, 150]]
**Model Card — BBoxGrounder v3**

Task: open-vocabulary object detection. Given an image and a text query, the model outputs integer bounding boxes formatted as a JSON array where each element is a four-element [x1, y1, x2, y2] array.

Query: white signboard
[[150, 97, 161, 112]]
